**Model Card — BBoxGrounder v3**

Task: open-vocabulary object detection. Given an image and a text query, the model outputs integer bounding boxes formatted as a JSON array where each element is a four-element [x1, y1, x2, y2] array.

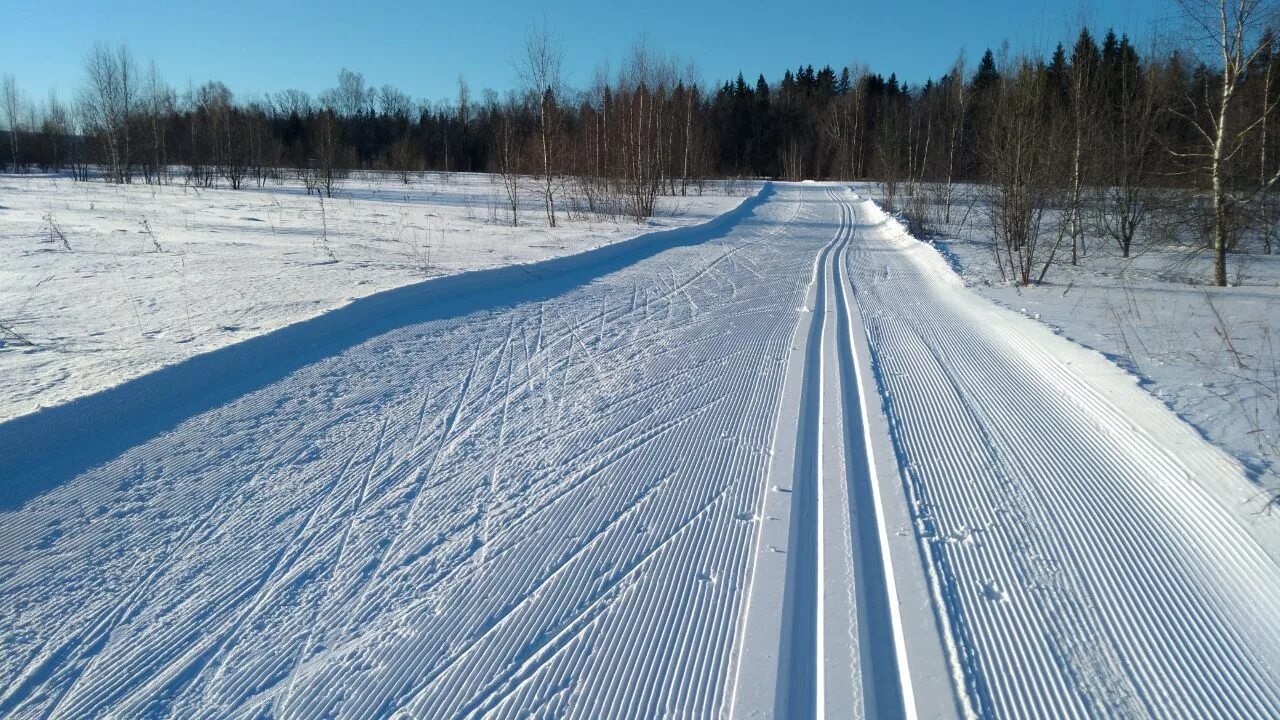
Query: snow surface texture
[[845, 192, 1280, 717], [730, 188, 953, 719], [1, 184, 821, 717], [858, 183, 1280, 502], [0, 173, 744, 423], [2, 183, 1279, 718]]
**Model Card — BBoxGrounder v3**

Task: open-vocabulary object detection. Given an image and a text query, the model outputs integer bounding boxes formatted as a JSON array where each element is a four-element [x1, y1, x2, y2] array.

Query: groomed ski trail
[[1, 184, 857, 719], [840, 188, 1280, 719], [729, 188, 951, 720], [3, 184, 1279, 719]]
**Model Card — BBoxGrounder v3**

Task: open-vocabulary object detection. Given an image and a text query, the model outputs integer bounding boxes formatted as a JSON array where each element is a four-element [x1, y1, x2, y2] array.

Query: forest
[[3, 1, 1280, 285]]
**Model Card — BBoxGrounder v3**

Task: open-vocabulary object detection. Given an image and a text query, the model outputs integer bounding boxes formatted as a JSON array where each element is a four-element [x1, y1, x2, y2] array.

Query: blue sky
[[4, 0, 1171, 104]]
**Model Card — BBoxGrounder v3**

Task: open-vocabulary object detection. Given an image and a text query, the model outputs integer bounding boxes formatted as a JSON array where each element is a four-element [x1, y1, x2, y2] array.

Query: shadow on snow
[[0, 184, 776, 511]]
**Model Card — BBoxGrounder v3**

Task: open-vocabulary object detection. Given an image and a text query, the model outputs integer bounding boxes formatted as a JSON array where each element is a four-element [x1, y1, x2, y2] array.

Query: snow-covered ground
[[4, 182, 1278, 718], [1, 183, 817, 718], [0, 172, 748, 422], [842, 193, 1280, 717], [859, 183, 1280, 502]]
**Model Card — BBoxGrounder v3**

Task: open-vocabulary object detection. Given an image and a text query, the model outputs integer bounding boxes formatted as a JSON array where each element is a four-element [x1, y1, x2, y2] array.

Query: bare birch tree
[[2, 73, 24, 172], [940, 53, 970, 223], [40, 90, 72, 172], [1096, 47, 1171, 257], [1256, 30, 1279, 253], [518, 22, 564, 227], [983, 57, 1062, 285], [321, 69, 372, 119], [141, 61, 174, 184], [1175, 0, 1279, 285], [79, 43, 137, 183], [1067, 29, 1101, 264], [679, 61, 700, 195], [492, 91, 523, 226]]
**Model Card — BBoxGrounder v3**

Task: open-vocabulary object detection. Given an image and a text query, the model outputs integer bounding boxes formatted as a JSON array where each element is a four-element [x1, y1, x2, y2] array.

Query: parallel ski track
[[843, 190, 1280, 718], [732, 188, 914, 719], [7, 185, 1275, 719], [0, 187, 840, 719]]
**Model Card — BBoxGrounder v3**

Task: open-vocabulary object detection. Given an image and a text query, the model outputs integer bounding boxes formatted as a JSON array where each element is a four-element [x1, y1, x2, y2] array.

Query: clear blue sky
[[4, 0, 1173, 104]]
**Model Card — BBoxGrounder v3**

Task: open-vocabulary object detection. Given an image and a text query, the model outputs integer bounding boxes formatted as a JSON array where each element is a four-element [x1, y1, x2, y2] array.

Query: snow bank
[[0, 173, 750, 422], [855, 182, 1280, 503], [0, 182, 772, 507]]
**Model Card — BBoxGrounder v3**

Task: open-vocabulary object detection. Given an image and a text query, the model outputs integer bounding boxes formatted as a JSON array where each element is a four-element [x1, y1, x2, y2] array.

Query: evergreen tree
[[1046, 43, 1069, 104], [816, 65, 837, 97], [972, 49, 999, 93]]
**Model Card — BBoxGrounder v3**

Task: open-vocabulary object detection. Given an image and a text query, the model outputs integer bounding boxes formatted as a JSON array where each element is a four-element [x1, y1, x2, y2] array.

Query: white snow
[[0, 172, 748, 422], [857, 182, 1280, 502], [845, 191, 1280, 717], [2, 181, 1278, 718], [1, 184, 815, 718]]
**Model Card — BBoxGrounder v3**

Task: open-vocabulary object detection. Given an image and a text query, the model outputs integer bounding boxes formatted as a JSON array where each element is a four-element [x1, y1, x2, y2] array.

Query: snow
[[0, 172, 748, 423], [2, 180, 1278, 717], [731, 189, 949, 718], [1, 184, 815, 717], [845, 191, 1280, 716], [857, 182, 1280, 501]]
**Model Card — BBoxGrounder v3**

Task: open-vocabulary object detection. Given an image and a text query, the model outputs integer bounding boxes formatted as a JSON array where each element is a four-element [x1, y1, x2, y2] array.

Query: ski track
[[2, 184, 1279, 718], [0, 187, 819, 719], [729, 188, 919, 719]]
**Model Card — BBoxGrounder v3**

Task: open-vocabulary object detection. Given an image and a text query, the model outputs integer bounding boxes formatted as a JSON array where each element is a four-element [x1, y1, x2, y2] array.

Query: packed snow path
[[3, 185, 1280, 719], [838, 192, 1280, 719]]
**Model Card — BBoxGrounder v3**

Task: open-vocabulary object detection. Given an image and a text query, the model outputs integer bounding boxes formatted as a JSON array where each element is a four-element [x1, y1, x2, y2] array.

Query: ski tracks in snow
[[730, 189, 947, 719], [842, 190, 1280, 719], [3, 185, 1280, 718], [0, 186, 827, 718]]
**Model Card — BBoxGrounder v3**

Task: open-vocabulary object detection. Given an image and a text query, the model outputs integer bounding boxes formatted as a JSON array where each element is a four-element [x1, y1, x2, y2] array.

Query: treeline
[[2, 3, 1278, 284]]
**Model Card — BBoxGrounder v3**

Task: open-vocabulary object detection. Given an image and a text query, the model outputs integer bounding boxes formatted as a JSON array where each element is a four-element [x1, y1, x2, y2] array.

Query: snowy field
[[860, 183, 1280, 503], [0, 172, 748, 422], [3, 182, 1278, 717]]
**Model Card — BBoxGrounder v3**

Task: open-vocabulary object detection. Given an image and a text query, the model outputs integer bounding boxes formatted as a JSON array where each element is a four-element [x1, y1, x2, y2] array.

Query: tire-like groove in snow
[[730, 189, 940, 719]]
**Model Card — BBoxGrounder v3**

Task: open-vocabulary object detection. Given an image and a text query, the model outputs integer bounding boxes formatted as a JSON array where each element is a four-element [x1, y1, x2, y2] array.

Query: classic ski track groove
[[729, 188, 915, 719], [2, 185, 1279, 718]]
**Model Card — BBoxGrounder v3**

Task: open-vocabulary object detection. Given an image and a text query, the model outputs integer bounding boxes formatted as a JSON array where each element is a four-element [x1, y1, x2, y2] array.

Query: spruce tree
[[1047, 43, 1069, 105], [971, 49, 999, 94]]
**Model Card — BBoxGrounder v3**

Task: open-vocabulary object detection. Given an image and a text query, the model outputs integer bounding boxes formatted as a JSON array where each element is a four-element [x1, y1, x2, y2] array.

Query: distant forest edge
[[3, 1, 1279, 285]]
